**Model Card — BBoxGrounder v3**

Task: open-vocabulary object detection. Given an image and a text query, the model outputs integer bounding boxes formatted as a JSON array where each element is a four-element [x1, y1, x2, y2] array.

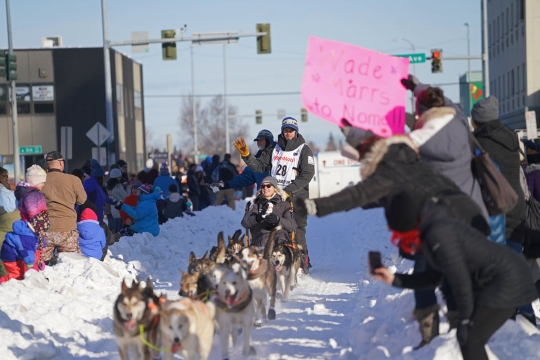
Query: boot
[[413, 304, 440, 349], [446, 311, 459, 330]]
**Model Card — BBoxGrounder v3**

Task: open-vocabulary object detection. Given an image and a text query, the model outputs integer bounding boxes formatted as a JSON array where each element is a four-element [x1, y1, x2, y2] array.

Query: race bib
[[271, 144, 305, 188]]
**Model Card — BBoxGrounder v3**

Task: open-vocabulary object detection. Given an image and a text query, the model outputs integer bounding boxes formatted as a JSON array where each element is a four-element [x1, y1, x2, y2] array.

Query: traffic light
[[256, 110, 262, 124], [161, 30, 177, 61], [301, 108, 308, 122], [431, 49, 442, 73], [0, 54, 5, 79], [4, 54, 17, 81], [256, 23, 271, 54]]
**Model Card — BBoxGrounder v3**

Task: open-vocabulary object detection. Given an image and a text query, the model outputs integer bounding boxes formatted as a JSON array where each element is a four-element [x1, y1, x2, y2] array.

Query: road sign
[[131, 31, 149, 53], [394, 53, 426, 64], [86, 122, 111, 147], [19, 146, 42, 155], [526, 111, 537, 140]]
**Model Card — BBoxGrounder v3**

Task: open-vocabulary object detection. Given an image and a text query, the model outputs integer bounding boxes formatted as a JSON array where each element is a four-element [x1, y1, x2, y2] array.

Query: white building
[[487, 0, 540, 129]]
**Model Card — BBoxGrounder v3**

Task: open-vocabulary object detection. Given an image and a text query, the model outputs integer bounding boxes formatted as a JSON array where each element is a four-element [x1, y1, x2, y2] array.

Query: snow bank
[[0, 202, 539, 359]]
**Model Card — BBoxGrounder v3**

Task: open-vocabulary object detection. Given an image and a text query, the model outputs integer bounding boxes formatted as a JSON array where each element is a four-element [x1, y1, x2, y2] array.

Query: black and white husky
[[270, 242, 301, 301]]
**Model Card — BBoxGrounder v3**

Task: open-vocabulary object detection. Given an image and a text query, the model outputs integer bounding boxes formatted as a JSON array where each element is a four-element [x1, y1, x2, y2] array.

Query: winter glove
[[400, 74, 420, 92], [111, 199, 123, 210], [264, 212, 280, 226], [295, 197, 318, 219], [456, 319, 471, 347], [234, 137, 250, 157], [255, 212, 264, 223], [206, 181, 226, 193]]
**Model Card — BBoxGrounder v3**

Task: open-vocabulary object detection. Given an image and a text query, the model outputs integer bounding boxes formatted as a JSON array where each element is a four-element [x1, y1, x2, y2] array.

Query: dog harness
[[215, 288, 253, 313], [271, 143, 305, 188]]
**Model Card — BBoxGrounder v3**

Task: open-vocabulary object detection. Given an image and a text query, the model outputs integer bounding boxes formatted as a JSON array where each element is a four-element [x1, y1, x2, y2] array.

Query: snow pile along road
[[0, 203, 539, 359]]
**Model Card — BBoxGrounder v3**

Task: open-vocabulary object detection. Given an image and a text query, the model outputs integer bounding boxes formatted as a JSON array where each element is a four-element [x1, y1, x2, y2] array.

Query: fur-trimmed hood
[[525, 163, 540, 175], [255, 185, 288, 202], [415, 106, 456, 129], [360, 135, 418, 179]]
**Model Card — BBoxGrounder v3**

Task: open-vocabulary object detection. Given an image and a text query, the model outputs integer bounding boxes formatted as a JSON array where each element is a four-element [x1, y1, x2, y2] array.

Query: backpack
[[211, 166, 221, 183]]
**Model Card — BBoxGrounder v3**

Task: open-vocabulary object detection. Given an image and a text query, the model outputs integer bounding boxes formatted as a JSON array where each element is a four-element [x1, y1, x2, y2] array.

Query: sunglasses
[[261, 184, 274, 189]]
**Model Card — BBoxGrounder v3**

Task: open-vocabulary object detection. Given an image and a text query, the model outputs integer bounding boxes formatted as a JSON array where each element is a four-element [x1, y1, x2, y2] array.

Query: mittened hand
[[400, 74, 420, 91], [296, 197, 318, 218], [264, 213, 280, 226], [112, 199, 123, 210], [456, 320, 471, 346], [234, 138, 250, 157], [255, 213, 264, 223], [206, 181, 225, 193]]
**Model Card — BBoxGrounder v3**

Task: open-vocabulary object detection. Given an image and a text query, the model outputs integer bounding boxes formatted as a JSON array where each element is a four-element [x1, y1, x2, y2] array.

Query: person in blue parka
[[207, 129, 275, 192], [77, 208, 106, 260], [153, 164, 180, 198], [113, 184, 160, 237]]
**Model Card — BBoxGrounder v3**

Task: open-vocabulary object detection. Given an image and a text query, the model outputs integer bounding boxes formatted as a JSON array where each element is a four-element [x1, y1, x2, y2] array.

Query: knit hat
[[19, 190, 47, 221], [25, 165, 47, 186], [471, 96, 499, 123], [80, 208, 98, 222], [109, 168, 122, 179], [254, 129, 274, 143], [132, 181, 142, 189], [139, 184, 153, 194], [261, 176, 278, 189], [146, 159, 154, 169], [90, 159, 105, 178], [385, 192, 421, 232], [281, 117, 299, 133]]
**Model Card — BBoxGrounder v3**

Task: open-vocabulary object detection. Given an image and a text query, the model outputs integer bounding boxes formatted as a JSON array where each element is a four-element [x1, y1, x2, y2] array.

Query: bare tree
[[306, 140, 320, 154], [325, 132, 337, 151], [178, 94, 248, 158]]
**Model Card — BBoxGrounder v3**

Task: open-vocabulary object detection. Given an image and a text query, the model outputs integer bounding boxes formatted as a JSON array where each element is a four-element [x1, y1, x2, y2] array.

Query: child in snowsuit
[[77, 208, 107, 261], [0, 187, 49, 283], [112, 184, 160, 237], [163, 184, 187, 221]]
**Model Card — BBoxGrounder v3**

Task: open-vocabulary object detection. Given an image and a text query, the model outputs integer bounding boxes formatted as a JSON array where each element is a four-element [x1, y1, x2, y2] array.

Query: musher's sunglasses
[[261, 184, 274, 189]]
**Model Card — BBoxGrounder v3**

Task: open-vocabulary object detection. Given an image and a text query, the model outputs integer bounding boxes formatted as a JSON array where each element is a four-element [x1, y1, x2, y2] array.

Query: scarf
[[390, 228, 421, 255]]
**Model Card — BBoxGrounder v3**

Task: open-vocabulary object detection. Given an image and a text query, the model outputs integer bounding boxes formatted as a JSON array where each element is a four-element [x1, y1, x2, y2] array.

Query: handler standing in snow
[[234, 117, 315, 274]]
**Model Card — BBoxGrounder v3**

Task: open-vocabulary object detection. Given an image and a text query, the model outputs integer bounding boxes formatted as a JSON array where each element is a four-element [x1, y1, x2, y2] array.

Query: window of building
[[519, 0, 524, 20], [116, 83, 123, 116], [523, 62, 526, 92], [34, 103, 54, 114], [12, 85, 31, 114], [506, 8, 509, 33], [0, 85, 7, 115], [511, 70, 515, 99], [134, 90, 141, 109]]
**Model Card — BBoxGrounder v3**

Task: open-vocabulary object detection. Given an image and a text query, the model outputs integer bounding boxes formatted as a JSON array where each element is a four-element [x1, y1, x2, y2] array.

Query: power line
[[144, 91, 301, 98]]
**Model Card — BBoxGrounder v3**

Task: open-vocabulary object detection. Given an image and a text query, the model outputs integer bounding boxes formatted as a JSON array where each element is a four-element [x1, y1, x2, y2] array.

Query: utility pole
[[101, 0, 115, 167], [223, 45, 229, 154], [481, 0, 490, 96], [5, 0, 20, 183], [394, 38, 416, 113], [465, 23, 471, 84], [191, 46, 198, 161]]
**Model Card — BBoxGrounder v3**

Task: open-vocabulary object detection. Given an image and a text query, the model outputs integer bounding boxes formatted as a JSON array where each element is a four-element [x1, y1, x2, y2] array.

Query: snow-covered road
[[0, 203, 539, 359]]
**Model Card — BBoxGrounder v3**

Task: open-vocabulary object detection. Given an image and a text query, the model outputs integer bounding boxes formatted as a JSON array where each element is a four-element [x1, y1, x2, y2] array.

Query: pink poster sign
[[301, 36, 409, 136]]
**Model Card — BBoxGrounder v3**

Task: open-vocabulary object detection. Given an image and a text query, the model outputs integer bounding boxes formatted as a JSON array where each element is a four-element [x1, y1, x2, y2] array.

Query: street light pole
[[101, 0, 115, 167], [191, 46, 198, 161], [5, 0, 20, 183], [394, 37, 416, 114], [223, 45, 229, 154], [481, 0, 490, 96]]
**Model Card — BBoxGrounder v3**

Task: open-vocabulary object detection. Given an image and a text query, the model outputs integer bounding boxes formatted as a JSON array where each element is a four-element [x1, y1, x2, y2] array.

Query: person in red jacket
[[120, 182, 141, 227]]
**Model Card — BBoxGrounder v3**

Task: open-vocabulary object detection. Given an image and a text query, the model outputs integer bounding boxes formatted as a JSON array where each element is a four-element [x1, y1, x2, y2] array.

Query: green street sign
[[19, 145, 42, 155], [394, 53, 426, 64]]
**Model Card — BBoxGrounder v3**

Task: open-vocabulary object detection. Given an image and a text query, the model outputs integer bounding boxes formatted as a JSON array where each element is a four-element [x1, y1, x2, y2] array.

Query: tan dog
[[239, 229, 277, 325], [159, 297, 215, 360]]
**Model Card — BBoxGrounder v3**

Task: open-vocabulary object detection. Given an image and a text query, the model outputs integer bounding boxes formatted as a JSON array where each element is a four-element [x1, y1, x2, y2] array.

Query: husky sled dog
[[215, 262, 257, 359], [240, 229, 277, 323], [159, 297, 215, 360], [209, 231, 228, 264], [271, 240, 301, 301], [187, 251, 216, 276], [226, 229, 245, 257], [179, 270, 206, 299], [113, 278, 161, 360]]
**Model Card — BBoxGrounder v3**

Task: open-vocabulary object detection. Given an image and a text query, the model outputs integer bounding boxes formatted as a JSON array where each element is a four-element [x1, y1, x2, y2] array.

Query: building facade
[[0, 47, 145, 177], [487, 0, 540, 129]]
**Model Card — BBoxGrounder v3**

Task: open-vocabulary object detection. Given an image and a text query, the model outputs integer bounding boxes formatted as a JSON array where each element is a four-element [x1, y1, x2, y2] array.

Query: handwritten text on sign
[[301, 37, 409, 136]]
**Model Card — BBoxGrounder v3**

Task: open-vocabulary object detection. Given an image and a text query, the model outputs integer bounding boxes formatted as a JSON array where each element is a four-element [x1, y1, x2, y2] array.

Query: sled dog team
[[113, 228, 301, 360]]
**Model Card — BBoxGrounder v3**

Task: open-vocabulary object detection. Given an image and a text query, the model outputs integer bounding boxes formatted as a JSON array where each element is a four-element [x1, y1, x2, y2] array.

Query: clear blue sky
[[0, 0, 483, 150]]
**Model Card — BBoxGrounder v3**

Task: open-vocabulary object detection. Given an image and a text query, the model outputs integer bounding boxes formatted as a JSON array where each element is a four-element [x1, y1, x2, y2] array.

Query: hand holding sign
[[301, 37, 409, 137]]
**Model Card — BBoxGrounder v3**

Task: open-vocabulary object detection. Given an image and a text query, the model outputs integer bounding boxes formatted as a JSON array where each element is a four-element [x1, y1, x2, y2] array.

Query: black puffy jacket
[[473, 120, 526, 244], [393, 202, 538, 321], [314, 136, 490, 234]]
